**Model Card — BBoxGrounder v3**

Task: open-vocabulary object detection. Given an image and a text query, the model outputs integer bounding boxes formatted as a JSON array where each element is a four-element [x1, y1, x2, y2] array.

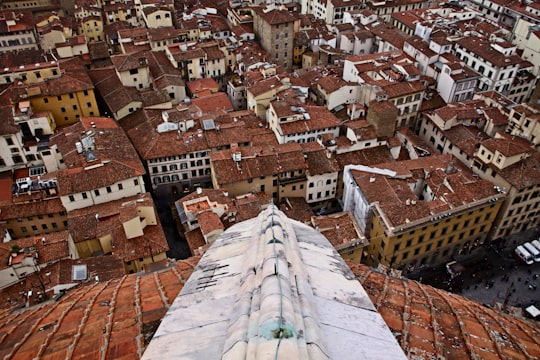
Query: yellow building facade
[[342, 156, 505, 272], [368, 201, 503, 271], [30, 88, 100, 127]]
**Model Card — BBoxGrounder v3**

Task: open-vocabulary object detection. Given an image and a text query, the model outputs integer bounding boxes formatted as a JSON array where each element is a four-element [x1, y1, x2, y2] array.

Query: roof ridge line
[[0, 301, 43, 343], [101, 275, 129, 359], [134, 274, 144, 357], [445, 288, 505, 358], [401, 278, 411, 355], [3, 281, 89, 358], [416, 281, 445, 357], [430, 286, 477, 358], [35, 281, 106, 358], [447, 289, 536, 359], [152, 271, 170, 308], [66, 280, 114, 358]]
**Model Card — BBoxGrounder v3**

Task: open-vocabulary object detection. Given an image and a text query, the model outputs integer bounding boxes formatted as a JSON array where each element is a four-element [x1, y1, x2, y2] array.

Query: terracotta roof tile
[[457, 37, 522, 68], [210, 143, 308, 185], [350, 155, 500, 226], [276, 104, 341, 136], [278, 197, 313, 223], [485, 148, 540, 190], [197, 211, 224, 236], [234, 192, 270, 221], [8, 58, 94, 101], [349, 262, 540, 359], [311, 211, 366, 250], [1, 254, 539, 359], [335, 145, 394, 169], [88, 67, 141, 113], [190, 92, 234, 113], [50, 117, 145, 195], [301, 143, 339, 175], [369, 24, 409, 50], [67, 193, 169, 262], [254, 7, 298, 25], [185, 228, 207, 256], [247, 76, 284, 97]]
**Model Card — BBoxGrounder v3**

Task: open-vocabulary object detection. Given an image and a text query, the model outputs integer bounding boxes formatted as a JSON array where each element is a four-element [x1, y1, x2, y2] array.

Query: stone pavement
[[408, 228, 540, 310]]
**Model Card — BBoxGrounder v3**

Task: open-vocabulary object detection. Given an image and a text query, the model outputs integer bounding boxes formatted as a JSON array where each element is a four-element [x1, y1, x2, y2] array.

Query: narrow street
[[152, 185, 191, 260]]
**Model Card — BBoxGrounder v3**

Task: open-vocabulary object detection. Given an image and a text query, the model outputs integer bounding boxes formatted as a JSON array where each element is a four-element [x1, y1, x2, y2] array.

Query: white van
[[523, 242, 540, 262], [531, 239, 540, 253], [515, 245, 534, 265]]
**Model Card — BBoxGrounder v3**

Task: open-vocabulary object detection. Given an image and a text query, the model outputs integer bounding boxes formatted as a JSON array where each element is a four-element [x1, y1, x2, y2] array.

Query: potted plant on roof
[[10, 245, 20, 257]]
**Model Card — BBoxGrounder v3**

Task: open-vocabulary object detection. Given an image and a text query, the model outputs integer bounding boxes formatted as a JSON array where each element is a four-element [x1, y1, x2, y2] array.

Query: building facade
[[342, 156, 504, 271]]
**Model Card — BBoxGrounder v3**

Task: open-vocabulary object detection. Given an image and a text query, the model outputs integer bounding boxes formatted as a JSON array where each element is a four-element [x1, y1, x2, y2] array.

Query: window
[[134, 179, 139, 186], [68, 195, 75, 202], [82, 192, 88, 199], [94, 189, 100, 196], [106, 186, 112, 193]]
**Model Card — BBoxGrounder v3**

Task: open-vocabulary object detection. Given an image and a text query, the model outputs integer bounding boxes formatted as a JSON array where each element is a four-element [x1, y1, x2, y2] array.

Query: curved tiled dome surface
[[0, 258, 538, 359], [349, 262, 540, 360]]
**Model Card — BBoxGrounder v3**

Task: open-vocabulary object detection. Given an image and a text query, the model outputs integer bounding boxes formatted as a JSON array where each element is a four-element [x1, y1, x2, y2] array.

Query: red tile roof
[[350, 262, 540, 360], [278, 197, 313, 223], [456, 37, 522, 68], [210, 143, 308, 185], [0, 197, 65, 221], [51, 117, 145, 195], [335, 144, 394, 169], [0, 258, 199, 359], [67, 193, 169, 262], [8, 57, 94, 101], [1, 257, 538, 359], [185, 228, 207, 256], [311, 211, 366, 250], [190, 92, 234, 113], [253, 7, 298, 25], [301, 143, 339, 176], [197, 211, 224, 237], [350, 155, 500, 226]]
